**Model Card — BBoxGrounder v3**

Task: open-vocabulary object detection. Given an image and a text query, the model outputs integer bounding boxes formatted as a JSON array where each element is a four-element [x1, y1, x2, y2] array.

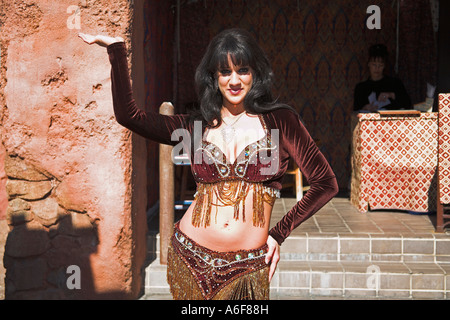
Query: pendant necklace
[[221, 112, 245, 143]]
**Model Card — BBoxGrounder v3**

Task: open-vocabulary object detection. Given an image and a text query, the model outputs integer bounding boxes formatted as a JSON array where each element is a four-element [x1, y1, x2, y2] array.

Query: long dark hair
[[192, 28, 293, 127]]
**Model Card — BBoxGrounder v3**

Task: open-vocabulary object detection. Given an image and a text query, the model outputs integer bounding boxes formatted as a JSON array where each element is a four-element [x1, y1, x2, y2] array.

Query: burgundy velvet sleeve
[[268, 109, 339, 245], [107, 42, 189, 145]]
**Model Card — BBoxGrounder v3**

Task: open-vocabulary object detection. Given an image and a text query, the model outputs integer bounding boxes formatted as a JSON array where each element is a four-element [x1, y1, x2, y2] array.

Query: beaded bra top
[[190, 114, 280, 228]]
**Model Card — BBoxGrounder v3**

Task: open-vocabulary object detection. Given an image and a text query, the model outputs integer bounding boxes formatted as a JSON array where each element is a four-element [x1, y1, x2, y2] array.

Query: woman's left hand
[[379, 92, 395, 102], [265, 235, 280, 282], [78, 33, 124, 47]]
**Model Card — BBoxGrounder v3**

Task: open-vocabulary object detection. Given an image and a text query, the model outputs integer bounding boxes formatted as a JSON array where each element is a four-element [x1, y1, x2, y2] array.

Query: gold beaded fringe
[[167, 244, 270, 300], [214, 267, 269, 300], [167, 244, 204, 300], [192, 180, 277, 228]]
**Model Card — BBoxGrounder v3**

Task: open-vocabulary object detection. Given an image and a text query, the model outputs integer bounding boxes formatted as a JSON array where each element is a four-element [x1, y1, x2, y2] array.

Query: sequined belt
[[171, 223, 268, 299]]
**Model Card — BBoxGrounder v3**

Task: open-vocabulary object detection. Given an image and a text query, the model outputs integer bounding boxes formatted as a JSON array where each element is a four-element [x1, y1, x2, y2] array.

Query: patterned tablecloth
[[438, 94, 450, 205], [351, 112, 438, 213]]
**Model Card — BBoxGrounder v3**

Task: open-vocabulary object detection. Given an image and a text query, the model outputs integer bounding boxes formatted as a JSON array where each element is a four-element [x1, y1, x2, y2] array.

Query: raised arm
[[79, 33, 189, 145]]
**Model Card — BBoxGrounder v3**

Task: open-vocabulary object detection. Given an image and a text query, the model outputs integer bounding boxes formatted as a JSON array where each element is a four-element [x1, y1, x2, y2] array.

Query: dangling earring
[[214, 79, 221, 95], [213, 76, 219, 91]]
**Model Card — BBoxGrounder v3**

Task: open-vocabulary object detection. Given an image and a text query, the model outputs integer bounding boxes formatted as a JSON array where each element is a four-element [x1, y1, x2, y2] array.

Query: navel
[[222, 222, 230, 230]]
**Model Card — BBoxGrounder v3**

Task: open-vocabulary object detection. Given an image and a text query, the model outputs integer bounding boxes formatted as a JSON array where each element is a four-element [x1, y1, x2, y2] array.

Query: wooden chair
[[173, 154, 195, 210], [437, 93, 450, 232], [283, 139, 320, 201], [284, 160, 309, 201]]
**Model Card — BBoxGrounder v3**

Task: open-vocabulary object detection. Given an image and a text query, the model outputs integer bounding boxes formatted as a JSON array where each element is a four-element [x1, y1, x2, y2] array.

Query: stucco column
[[0, 0, 147, 299]]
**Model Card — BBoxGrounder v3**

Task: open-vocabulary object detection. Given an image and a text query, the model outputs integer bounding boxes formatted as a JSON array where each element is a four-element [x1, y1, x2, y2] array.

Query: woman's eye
[[220, 69, 231, 76], [238, 67, 249, 74]]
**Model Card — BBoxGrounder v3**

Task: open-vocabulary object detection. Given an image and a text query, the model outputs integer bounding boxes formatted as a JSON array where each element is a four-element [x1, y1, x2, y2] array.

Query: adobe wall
[[0, 0, 147, 299]]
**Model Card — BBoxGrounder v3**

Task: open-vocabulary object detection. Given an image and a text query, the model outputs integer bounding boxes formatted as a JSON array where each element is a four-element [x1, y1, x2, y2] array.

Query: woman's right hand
[[265, 235, 280, 283], [361, 102, 378, 112], [78, 33, 124, 47]]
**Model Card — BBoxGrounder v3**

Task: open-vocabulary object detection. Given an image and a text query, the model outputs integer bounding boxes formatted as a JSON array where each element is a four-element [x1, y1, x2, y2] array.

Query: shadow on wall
[[2, 154, 139, 299], [4, 212, 97, 299], [3, 211, 139, 299]]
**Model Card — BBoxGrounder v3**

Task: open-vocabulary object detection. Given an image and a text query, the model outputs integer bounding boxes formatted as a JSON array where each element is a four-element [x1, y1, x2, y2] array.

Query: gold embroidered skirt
[[167, 223, 270, 300]]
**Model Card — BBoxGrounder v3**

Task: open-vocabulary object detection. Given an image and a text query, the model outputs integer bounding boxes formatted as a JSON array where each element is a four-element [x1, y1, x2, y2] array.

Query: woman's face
[[368, 57, 385, 81], [217, 55, 253, 110]]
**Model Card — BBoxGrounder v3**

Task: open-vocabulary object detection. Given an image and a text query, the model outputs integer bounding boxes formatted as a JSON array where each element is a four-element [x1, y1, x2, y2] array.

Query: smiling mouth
[[229, 88, 242, 95]]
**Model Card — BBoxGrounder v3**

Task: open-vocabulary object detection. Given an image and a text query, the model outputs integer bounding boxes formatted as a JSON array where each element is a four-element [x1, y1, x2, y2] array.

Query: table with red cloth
[[350, 111, 438, 213]]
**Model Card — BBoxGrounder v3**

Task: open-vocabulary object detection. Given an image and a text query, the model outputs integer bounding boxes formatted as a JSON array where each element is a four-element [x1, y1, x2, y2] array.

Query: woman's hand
[[379, 92, 395, 102], [78, 33, 124, 47], [265, 235, 280, 282], [361, 102, 378, 112]]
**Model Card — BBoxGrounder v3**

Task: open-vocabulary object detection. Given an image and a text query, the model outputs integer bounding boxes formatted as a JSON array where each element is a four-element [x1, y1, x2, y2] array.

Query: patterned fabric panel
[[439, 94, 450, 204], [352, 113, 438, 212]]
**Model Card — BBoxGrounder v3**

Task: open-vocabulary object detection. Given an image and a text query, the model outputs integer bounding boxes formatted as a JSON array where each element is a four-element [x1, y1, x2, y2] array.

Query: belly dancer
[[79, 28, 339, 300]]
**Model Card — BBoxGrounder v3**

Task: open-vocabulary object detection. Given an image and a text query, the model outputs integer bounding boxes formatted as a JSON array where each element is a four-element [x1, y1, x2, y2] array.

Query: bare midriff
[[179, 188, 273, 252], [178, 114, 276, 251]]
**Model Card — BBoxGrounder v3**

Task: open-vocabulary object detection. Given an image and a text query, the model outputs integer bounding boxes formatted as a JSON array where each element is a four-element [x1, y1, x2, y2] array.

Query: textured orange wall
[[0, 0, 146, 299]]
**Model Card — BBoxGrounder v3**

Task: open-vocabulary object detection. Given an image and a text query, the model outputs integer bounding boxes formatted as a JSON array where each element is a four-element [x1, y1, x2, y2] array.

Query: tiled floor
[[273, 195, 445, 236]]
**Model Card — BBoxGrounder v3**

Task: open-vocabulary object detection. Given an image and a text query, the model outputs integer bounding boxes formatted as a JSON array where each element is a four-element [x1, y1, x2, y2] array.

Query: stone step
[[270, 260, 450, 299], [142, 234, 450, 299], [280, 233, 450, 263], [142, 257, 450, 300]]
